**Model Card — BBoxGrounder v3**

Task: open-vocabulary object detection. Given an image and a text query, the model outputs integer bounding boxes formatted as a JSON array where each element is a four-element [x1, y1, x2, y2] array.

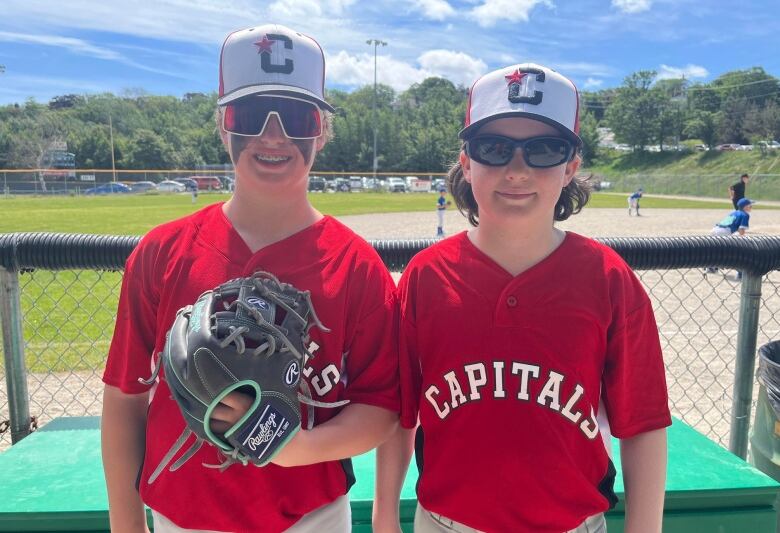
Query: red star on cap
[[254, 35, 275, 54], [505, 69, 527, 85]]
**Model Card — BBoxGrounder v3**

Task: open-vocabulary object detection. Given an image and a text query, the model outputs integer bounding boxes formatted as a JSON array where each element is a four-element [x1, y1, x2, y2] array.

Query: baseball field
[[0, 190, 746, 234], [3, 191, 780, 448]]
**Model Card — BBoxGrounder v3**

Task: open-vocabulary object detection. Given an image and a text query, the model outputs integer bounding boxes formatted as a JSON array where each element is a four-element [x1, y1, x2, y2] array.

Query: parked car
[[362, 177, 380, 191], [406, 176, 431, 193], [130, 181, 158, 193], [348, 176, 364, 192], [333, 177, 351, 192], [715, 144, 740, 151], [432, 178, 446, 192], [757, 141, 780, 150], [308, 175, 326, 192], [189, 175, 223, 191], [83, 182, 132, 195], [173, 177, 198, 192], [157, 180, 187, 193], [386, 177, 408, 193]]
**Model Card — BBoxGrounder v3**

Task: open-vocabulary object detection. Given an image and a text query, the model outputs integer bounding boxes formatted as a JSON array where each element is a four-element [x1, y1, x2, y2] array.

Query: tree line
[[0, 67, 778, 174]]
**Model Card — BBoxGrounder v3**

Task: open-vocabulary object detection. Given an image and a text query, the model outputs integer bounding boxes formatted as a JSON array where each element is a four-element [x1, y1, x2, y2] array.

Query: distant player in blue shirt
[[706, 198, 755, 279], [436, 187, 450, 237], [628, 187, 643, 216]]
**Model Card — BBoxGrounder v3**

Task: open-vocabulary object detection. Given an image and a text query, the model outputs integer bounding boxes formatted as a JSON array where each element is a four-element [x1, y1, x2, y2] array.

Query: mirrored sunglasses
[[222, 95, 323, 139], [465, 135, 575, 168]]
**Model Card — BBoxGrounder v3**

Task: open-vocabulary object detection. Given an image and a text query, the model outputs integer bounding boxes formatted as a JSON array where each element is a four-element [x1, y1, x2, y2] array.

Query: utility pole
[[108, 113, 117, 182], [366, 39, 386, 179]]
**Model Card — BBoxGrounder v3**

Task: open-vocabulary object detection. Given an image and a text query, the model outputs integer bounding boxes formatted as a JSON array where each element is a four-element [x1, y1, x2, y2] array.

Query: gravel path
[[3, 206, 780, 451]]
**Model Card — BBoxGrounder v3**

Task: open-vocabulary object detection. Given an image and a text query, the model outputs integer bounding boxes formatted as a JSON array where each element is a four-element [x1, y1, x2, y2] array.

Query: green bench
[[0, 417, 777, 532]]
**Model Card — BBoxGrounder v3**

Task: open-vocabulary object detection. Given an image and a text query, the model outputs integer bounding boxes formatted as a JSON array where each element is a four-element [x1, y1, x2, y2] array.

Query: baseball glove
[[140, 271, 347, 483]]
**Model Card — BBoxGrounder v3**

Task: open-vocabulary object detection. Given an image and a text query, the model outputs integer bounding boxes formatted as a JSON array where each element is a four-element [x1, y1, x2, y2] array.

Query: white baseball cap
[[217, 24, 335, 112], [460, 63, 581, 145]]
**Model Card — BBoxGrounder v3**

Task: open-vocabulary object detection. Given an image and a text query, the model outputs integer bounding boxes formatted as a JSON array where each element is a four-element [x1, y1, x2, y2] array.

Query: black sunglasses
[[464, 135, 575, 168], [222, 95, 323, 139]]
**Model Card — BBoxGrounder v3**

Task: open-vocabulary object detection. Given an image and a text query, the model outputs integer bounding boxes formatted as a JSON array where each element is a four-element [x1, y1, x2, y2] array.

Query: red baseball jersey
[[398, 231, 671, 533], [103, 203, 399, 532]]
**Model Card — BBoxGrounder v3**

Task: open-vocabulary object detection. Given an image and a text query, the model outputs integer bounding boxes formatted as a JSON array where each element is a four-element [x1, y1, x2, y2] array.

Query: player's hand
[[208, 391, 253, 433]]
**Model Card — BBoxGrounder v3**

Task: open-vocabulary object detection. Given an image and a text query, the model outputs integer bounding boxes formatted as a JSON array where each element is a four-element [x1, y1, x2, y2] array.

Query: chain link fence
[[1, 170, 447, 195], [594, 173, 780, 201], [2, 234, 780, 454]]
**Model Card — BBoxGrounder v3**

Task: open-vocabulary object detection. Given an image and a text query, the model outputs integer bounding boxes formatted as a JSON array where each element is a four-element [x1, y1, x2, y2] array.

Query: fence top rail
[[1, 232, 780, 274], [0, 169, 449, 177]]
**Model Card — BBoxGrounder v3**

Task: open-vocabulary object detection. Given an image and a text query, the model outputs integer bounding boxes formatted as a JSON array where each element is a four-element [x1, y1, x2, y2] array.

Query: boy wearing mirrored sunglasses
[[374, 64, 671, 533], [102, 24, 400, 533]]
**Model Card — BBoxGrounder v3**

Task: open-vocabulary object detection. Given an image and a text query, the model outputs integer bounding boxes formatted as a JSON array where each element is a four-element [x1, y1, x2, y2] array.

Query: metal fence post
[[729, 272, 763, 458], [0, 266, 31, 444]]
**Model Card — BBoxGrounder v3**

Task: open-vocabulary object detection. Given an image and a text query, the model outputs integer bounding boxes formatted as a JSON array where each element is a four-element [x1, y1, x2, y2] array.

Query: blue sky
[[0, 0, 778, 105]]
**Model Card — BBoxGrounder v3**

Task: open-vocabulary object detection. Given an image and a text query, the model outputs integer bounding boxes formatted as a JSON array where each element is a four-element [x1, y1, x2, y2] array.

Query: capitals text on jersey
[[424, 361, 600, 440]]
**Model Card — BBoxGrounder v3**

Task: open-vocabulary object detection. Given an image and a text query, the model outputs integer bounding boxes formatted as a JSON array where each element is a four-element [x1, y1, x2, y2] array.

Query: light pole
[[366, 39, 386, 179], [108, 113, 117, 182]]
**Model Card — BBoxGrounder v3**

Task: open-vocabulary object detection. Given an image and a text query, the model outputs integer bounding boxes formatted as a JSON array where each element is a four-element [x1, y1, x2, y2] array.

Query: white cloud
[[328, 0, 357, 12], [410, 0, 456, 20], [657, 63, 708, 80], [327, 51, 427, 90], [584, 77, 603, 89], [611, 0, 652, 14], [0, 31, 121, 60], [470, 0, 553, 28], [326, 49, 486, 91], [418, 50, 487, 86], [2, 0, 261, 45], [269, 0, 323, 18], [269, 0, 357, 18], [0, 30, 190, 78], [1, 1, 369, 59]]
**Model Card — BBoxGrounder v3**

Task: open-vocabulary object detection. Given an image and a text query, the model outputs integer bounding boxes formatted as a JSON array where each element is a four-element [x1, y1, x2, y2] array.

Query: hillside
[[584, 150, 780, 200]]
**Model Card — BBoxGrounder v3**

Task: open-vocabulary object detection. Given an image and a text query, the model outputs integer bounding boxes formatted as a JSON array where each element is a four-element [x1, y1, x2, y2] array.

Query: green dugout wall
[[0, 417, 777, 532]]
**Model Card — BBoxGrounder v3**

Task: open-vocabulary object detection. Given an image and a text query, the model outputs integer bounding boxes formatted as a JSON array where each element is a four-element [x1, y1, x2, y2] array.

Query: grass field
[[0, 190, 754, 235], [18, 270, 120, 373]]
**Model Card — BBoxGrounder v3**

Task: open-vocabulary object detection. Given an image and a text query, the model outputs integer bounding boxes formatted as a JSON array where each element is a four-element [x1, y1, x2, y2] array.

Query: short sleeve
[[341, 267, 401, 413], [102, 239, 160, 394], [601, 271, 672, 438], [397, 268, 422, 429]]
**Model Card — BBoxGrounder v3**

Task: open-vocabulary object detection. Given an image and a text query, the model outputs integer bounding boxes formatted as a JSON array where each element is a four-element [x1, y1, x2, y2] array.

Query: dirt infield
[[338, 207, 780, 240], [3, 207, 779, 451]]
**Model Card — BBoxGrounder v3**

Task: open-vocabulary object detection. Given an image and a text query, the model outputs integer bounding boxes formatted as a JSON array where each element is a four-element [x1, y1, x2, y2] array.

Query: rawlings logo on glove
[[140, 271, 348, 483]]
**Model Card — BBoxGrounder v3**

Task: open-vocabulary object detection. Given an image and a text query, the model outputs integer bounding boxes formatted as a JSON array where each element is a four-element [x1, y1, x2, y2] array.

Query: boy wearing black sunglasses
[[375, 64, 670, 533], [102, 24, 401, 533]]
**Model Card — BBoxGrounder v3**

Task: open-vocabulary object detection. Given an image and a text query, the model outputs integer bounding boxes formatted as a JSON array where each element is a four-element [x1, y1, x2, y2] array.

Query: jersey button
[[506, 296, 517, 307]]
